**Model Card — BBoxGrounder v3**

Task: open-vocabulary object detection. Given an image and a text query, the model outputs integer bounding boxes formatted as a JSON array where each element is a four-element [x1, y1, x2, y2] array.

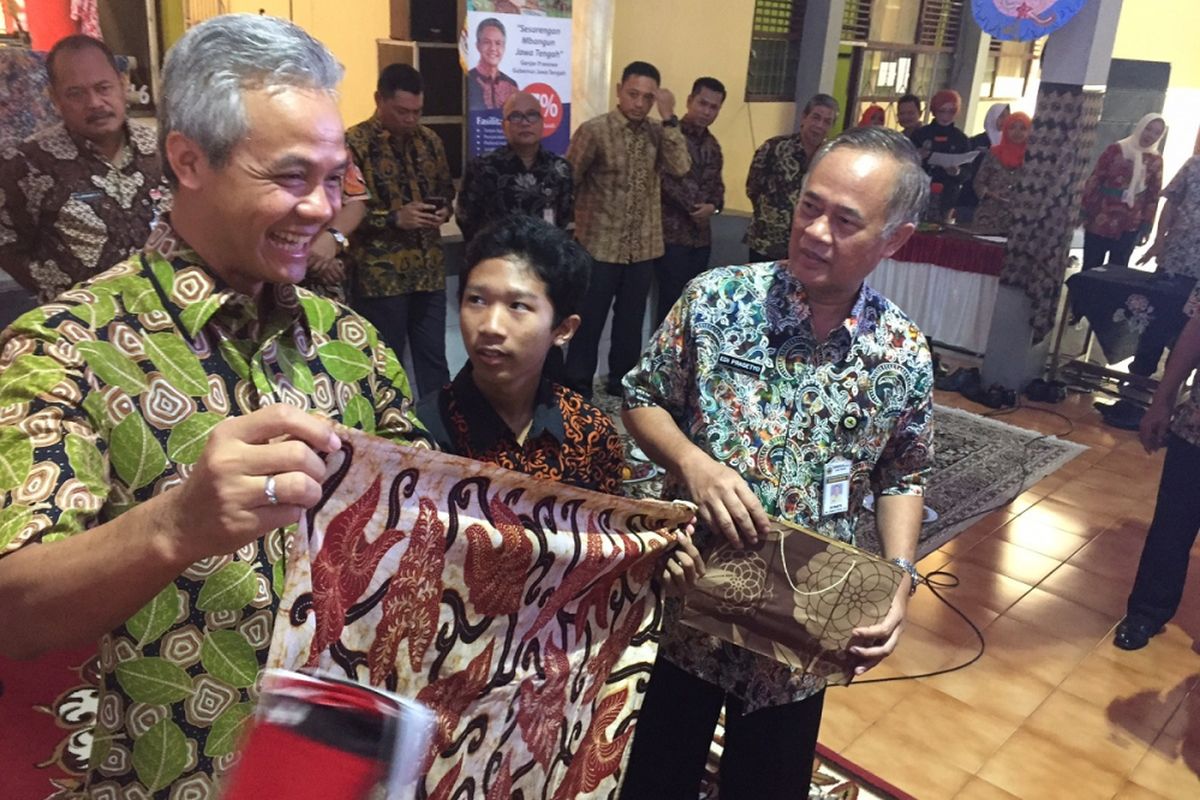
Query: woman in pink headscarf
[[1080, 112, 1166, 269]]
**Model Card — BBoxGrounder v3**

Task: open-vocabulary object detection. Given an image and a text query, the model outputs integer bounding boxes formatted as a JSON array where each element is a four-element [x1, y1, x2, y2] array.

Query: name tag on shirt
[[543, 207, 556, 225], [822, 457, 851, 516], [717, 352, 765, 377]]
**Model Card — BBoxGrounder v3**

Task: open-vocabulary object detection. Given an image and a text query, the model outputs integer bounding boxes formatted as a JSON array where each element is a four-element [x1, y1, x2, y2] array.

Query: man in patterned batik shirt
[[743, 94, 839, 262], [0, 16, 428, 798], [619, 127, 933, 800], [1127, 153, 1200, 378], [0, 35, 168, 302], [563, 60, 690, 400], [455, 91, 573, 245], [346, 63, 455, 399], [655, 76, 726, 329], [1115, 283, 1200, 651]]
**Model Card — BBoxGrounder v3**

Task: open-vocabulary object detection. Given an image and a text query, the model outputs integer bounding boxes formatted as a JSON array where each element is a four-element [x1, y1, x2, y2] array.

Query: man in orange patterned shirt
[[417, 215, 624, 493]]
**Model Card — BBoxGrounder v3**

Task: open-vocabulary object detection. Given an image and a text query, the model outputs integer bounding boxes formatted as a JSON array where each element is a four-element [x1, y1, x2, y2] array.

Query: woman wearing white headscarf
[[1081, 112, 1167, 270]]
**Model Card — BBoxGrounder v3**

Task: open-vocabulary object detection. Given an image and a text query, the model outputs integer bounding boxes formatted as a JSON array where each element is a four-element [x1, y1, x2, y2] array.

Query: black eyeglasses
[[505, 111, 543, 125]]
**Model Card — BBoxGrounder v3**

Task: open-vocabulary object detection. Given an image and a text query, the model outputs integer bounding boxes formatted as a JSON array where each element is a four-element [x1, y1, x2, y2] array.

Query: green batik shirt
[[0, 221, 429, 798], [345, 118, 455, 298]]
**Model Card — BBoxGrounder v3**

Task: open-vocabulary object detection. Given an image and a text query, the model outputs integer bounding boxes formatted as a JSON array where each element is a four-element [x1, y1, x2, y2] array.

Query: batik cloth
[[269, 428, 694, 799], [0, 220, 428, 798], [0, 49, 58, 150], [623, 262, 934, 711], [0, 121, 169, 301]]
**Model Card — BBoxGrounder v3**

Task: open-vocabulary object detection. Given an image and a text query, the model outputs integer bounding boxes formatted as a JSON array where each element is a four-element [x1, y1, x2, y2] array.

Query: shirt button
[[843, 416, 858, 430]]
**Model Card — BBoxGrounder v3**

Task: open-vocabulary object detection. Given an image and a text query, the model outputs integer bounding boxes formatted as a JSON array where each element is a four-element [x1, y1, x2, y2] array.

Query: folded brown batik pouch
[[679, 517, 904, 685]]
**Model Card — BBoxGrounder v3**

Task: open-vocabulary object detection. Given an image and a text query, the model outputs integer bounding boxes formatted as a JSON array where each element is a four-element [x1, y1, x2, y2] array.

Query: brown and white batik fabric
[[1001, 82, 1105, 343], [680, 518, 904, 686], [269, 428, 694, 799]]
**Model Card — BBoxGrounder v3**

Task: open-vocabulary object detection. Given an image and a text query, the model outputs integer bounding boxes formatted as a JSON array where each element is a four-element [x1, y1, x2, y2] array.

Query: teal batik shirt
[[0, 221, 428, 797], [623, 262, 934, 711]]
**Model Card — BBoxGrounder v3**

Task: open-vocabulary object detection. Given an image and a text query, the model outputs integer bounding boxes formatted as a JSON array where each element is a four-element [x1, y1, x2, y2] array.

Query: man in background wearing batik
[[563, 60, 690, 399], [0, 35, 167, 302], [456, 91, 573, 245], [654, 76, 726, 329], [743, 94, 838, 262]]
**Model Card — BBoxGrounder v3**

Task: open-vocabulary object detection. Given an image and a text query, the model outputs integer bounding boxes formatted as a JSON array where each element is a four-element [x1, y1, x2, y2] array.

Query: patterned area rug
[[593, 387, 1087, 560]]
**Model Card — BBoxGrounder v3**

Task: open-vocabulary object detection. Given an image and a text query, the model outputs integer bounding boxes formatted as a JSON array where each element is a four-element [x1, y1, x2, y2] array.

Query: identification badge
[[543, 207, 556, 225], [822, 457, 851, 516], [717, 352, 765, 377]]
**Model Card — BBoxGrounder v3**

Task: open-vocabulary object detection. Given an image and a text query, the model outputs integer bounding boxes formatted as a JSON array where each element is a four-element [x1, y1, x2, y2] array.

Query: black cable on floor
[[852, 403, 1078, 684], [852, 569, 986, 684]]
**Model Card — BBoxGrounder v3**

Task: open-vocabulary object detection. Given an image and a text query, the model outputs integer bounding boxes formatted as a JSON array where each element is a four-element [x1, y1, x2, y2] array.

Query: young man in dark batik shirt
[[417, 215, 623, 493]]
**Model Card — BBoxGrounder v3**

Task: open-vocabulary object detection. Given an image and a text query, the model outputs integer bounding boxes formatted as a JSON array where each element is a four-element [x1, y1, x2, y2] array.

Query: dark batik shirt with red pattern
[[417, 364, 625, 494]]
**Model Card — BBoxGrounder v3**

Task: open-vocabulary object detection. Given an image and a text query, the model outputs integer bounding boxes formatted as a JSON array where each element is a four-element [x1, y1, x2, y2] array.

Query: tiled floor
[[433, 273, 1199, 798], [820, 388, 1200, 800]]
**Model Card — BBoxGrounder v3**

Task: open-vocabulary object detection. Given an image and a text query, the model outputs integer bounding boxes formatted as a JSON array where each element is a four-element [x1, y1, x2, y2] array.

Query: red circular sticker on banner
[[523, 82, 564, 137]]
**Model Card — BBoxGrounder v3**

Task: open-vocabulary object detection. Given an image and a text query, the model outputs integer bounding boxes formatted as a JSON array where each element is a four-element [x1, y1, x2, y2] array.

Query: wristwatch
[[326, 227, 348, 254], [662, 115, 680, 128], [890, 557, 921, 596]]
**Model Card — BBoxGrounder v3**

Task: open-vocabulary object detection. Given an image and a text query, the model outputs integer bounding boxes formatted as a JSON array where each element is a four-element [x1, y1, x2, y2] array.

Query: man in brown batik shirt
[[0, 35, 167, 302]]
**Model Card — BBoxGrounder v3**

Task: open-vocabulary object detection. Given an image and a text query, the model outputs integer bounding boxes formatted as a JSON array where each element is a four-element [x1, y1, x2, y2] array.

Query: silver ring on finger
[[264, 475, 279, 506]]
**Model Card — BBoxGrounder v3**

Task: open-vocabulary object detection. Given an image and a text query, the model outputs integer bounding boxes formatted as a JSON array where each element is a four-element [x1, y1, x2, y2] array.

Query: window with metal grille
[[916, 0, 964, 48], [745, 0, 807, 102], [842, 0, 872, 42], [981, 37, 1044, 99]]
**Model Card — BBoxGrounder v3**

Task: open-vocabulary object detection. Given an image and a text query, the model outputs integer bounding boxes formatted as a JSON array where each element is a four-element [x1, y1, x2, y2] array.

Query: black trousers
[[1126, 434, 1200, 626], [564, 259, 654, 398], [619, 658, 825, 800], [1082, 229, 1139, 271], [653, 244, 711, 330], [355, 290, 449, 399]]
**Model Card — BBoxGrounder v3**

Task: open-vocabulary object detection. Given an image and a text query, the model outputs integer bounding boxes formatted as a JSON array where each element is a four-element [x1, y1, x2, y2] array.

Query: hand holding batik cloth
[[681, 517, 904, 685], [268, 428, 694, 799]]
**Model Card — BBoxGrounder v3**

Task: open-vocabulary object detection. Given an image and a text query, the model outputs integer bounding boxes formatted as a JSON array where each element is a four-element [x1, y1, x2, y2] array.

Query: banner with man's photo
[[462, 1, 572, 158]]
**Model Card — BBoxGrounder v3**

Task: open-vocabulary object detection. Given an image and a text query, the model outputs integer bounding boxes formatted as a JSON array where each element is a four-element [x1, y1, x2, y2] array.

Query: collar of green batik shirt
[[142, 221, 303, 341]]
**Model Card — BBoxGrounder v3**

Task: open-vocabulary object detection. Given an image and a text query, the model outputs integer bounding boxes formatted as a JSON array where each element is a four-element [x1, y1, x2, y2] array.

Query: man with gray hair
[[619, 127, 933, 799], [0, 14, 428, 797], [744, 93, 839, 262]]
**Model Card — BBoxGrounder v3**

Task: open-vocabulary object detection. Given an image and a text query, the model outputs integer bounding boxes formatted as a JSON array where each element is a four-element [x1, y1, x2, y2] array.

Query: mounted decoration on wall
[[971, 0, 1090, 41]]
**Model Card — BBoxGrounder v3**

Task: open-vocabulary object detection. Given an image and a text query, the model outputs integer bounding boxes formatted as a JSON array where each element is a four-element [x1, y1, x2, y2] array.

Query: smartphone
[[425, 196, 447, 211]]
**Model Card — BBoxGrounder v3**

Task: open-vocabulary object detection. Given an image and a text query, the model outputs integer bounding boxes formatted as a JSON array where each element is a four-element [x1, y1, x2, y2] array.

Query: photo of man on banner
[[463, 1, 572, 158]]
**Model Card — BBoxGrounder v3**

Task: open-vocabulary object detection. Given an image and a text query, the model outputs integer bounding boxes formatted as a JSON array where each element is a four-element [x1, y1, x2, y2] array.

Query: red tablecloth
[[893, 231, 1006, 277]]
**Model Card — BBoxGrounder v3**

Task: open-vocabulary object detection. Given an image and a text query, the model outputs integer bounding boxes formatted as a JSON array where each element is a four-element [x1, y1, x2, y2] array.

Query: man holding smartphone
[[346, 63, 455, 397]]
